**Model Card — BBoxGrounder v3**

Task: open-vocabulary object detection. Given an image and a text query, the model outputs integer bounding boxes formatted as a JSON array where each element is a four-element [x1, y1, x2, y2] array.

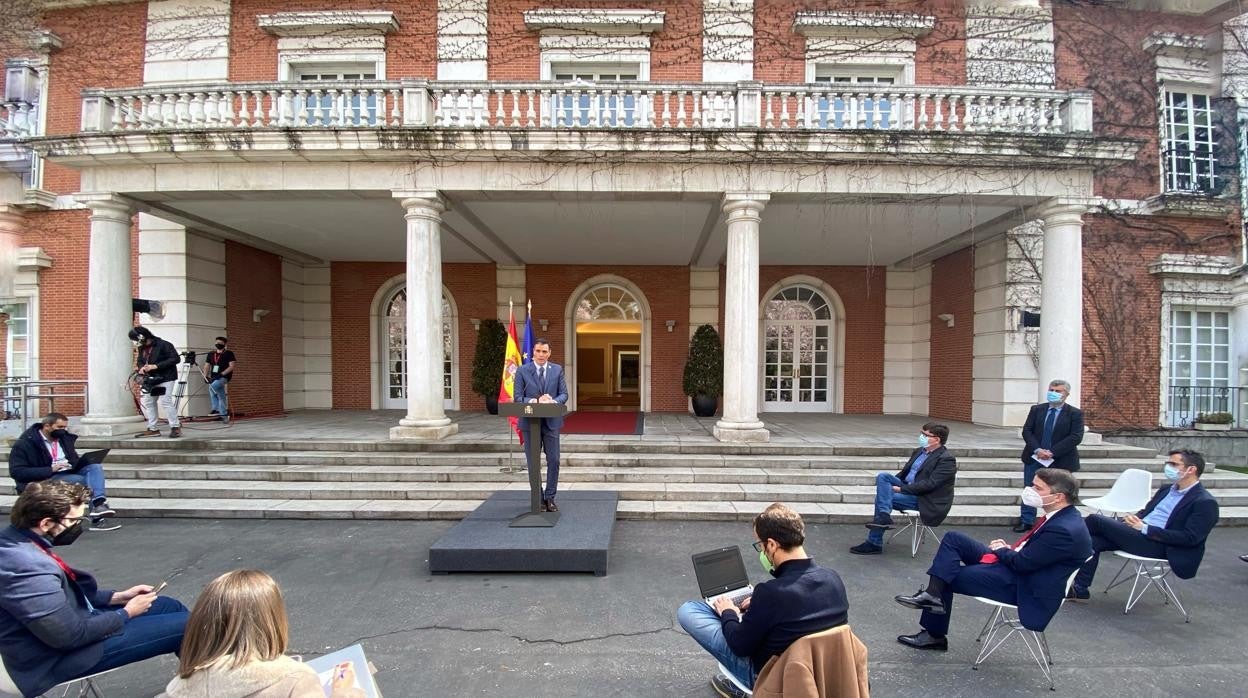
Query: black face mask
[[214, 344, 225, 350], [50, 519, 85, 547], [49, 428, 67, 439]]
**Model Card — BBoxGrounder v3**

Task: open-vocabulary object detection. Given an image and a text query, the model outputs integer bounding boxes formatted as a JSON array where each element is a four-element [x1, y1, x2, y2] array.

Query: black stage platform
[[428, 490, 618, 576]]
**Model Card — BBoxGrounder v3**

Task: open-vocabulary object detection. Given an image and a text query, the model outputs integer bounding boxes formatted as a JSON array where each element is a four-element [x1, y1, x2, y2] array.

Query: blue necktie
[[1041, 408, 1057, 450], [539, 366, 546, 392]]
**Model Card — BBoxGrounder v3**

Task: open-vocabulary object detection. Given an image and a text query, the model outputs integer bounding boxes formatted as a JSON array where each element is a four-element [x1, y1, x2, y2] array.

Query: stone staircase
[[3, 438, 1246, 525]]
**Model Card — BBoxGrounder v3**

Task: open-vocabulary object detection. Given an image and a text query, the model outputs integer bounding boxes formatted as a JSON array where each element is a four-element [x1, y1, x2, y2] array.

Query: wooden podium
[[498, 401, 566, 527]]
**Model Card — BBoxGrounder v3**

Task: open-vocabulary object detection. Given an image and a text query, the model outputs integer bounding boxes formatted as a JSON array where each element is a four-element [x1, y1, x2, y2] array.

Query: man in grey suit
[[512, 339, 569, 511]]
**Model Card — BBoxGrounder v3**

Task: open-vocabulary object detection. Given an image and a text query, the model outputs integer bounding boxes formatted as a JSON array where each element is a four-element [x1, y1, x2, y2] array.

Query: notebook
[[305, 644, 381, 698]]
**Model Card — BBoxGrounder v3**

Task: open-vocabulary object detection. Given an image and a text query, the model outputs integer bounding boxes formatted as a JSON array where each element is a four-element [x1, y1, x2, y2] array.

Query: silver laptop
[[693, 545, 753, 607]]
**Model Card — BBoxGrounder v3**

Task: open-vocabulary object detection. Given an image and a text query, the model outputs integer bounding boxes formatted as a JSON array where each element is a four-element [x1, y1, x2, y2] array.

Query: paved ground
[[57, 517, 1246, 697]]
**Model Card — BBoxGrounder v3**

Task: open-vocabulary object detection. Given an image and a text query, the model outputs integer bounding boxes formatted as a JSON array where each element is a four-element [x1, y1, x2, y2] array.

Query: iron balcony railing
[[76, 80, 1093, 136], [1165, 383, 1241, 428], [1, 379, 88, 431]]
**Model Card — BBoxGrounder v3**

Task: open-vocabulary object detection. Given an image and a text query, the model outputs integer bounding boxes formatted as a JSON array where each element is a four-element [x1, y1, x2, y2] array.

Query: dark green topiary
[[471, 319, 508, 396], [682, 324, 724, 397]]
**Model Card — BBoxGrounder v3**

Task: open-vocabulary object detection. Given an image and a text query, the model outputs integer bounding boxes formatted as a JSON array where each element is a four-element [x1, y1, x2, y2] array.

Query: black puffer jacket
[[8, 423, 81, 492]]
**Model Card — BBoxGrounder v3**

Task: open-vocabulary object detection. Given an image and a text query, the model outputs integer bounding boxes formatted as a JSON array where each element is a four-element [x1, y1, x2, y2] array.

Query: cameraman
[[202, 336, 236, 422], [129, 326, 182, 439]]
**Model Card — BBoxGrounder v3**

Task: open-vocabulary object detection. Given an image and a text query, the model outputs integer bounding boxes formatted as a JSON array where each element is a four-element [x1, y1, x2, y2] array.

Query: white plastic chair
[[887, 509, 939, 558], [1102, 551, 1190, 622], [969, 555, 1092, 691], [1, 661, 115, 698], [715, 662, 752, 696], [1082, 469, 1153, 514]]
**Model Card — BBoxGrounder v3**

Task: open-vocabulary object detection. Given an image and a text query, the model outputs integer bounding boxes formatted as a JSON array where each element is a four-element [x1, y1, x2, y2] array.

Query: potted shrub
[[683, 324, 723, 417], [471, 319, 508, 414], [1194, 411, 1234, 431]]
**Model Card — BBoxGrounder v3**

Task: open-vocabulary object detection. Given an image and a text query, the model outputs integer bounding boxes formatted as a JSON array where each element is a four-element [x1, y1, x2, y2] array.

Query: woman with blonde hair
[[159, 570, 363, 698]]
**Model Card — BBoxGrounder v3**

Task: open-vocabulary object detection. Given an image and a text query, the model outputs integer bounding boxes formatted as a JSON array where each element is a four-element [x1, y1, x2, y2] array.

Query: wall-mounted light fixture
[[470, 318, 481, 331], [252, 308, 271, 323], [665, 320, 677, 333], [538, 318, 549, 332], [937, 313, 955, 328]]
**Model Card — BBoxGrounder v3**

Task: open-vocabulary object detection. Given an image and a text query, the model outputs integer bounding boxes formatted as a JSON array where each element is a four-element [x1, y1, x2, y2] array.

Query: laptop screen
[[693, 546, 750, 598]]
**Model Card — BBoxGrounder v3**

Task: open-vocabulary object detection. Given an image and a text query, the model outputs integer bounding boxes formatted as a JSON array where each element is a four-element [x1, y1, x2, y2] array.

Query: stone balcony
[[17, 80, 1138, 167]]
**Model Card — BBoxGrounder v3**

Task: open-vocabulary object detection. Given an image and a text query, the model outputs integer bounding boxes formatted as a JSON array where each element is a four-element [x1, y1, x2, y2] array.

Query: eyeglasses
[[751, 541, 764, 552]]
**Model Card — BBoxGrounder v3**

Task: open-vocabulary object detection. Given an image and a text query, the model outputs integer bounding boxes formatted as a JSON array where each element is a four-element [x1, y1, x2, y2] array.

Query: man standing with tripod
[[130, 326, 182, 439]]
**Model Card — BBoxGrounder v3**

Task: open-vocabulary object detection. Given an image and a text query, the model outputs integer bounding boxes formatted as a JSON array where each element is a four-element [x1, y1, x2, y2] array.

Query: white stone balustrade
[[74, 80, 1094, 136], [1, 101, 39, 138]]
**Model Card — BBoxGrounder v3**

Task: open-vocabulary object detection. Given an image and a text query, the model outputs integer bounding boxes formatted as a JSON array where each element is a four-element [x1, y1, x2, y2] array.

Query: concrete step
[[1, 494, 1244, 526], [36, 449, 1171, 472], [42, 438, 1154, 460], [94, 463, 1248, 490]]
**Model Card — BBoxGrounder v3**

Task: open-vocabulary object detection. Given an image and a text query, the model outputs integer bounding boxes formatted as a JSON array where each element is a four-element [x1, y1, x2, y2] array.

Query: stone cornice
[[17, 246, 53, 273], [793, 11, 936, 39], [1148, 253, 1238, 277], [1139, 192, 1233, 218], [258, 11, 399, 37], [1142, 32, 1208, 56], [523, 9, 666, 34]]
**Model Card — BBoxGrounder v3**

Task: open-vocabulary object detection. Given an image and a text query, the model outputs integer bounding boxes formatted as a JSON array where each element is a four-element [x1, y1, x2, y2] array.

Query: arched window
[[762, 285, 834, 409], [764, 285, 832, 321], [575, 284, 642, 321], [383, 289, 455, 408]]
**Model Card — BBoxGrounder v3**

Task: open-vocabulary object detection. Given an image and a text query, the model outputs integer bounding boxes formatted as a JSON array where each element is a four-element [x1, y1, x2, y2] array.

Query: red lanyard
[[33, 543, 77, 581], [48, 440, 60, 462]]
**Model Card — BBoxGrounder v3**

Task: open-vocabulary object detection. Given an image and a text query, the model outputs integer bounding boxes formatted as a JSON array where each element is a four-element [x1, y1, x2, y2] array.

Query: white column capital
[[393, 190, 446, 216], [722, 192, 770, 216], [75, 192, 132, 222], [1034, 198, 1092, 224]]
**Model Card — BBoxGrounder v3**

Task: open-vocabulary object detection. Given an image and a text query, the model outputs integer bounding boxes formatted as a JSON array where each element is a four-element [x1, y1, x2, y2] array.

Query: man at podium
[[513, 339, 569, 512]]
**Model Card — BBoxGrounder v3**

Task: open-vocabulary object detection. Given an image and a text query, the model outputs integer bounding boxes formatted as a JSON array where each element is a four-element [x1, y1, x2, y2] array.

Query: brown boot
[[134, 429, 161, 438]]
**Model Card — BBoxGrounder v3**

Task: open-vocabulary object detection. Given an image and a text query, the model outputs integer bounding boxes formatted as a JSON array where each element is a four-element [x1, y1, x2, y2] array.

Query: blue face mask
[[1164, 464, 1181, 481], [919, 434, 931, 448], [1046, 390, 1063, 404]]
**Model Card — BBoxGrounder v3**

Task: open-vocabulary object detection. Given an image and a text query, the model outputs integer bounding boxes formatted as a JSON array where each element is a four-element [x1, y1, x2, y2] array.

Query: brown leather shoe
[[540, 499, 551, 512], [546, 499, 558, 512]]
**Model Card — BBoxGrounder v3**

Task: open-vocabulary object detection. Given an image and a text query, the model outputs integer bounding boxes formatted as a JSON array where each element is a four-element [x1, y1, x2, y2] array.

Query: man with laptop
[[677, 503, 849, 698], [7, 413, 120, 531]]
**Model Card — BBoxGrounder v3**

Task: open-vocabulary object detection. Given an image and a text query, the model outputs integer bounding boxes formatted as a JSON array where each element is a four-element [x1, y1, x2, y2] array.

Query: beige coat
[[751, 625, 869, 698], [158, 655, 363, 698]]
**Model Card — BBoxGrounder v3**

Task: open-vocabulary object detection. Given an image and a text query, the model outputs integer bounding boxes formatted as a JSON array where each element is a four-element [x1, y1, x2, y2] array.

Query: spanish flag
[[498, 304, 524, 441]]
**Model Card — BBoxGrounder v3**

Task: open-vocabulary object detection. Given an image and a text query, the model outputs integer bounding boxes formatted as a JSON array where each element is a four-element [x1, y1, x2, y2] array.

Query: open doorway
[[573, 284, 642, 412]]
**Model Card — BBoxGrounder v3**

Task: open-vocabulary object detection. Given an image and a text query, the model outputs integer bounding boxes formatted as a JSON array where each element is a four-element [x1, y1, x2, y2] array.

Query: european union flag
[[522, 307, 535, 365]]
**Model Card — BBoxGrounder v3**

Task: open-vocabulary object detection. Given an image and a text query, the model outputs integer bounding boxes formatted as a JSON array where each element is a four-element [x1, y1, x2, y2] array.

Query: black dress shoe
[[897, 630, 948, 651], [865, 512, 895, 529], [1239, 554, 1247, 563], [1011, 521, 1032, 533], [540, 500, 551, 512], [546, 499, 558, 512], [895, 589, 946, 614]]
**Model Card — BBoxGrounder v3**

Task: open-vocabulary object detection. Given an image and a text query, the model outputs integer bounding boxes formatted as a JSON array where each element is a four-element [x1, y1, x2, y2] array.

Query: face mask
[[214, 344, 225, 350], [1021, 486, 1049, 509], [918, 434, 931, 448], [758, 548, 775, 575], [1046, 390, 1063, 404], [49, 428, 67, 439], [50, 519, 85, 547], [1164, 464, 1181, 481]]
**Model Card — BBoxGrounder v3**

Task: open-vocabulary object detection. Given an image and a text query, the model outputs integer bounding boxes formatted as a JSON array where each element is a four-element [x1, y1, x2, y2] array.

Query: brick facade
[[224, 241, 284, 417], [929, 248, 975, 423], [330, 262, 496, 411]]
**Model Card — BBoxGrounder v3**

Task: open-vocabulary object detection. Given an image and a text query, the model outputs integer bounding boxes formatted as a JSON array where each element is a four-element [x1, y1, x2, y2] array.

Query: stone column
[[0, 206, 25, 299], [1037, 200, 1086, 406], [714, 192, 769, 443], [391, 192, 458, 440], [77, 193, 145, 435]]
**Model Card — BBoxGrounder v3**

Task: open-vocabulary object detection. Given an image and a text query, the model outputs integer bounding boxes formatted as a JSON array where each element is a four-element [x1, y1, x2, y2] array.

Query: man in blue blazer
[[1017, 379, 1084, 532], [1070, 448, 1219, 599], [893, 468, 1093, 651], [0, 481, 188, 697], [512, 339, 569, 511]]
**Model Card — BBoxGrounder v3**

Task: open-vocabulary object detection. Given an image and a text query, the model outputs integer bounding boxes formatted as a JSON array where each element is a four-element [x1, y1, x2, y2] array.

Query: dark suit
[[1019, 402, 1083, 524], [895, 445, 957, 527], [1074, 482, 1220, 590], [512, 361, 568, 501], [920, 506, 1092, 636]]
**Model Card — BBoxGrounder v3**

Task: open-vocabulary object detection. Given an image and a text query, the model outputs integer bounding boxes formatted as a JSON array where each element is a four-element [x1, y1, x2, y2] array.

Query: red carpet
[[561, 411, 644, 435]]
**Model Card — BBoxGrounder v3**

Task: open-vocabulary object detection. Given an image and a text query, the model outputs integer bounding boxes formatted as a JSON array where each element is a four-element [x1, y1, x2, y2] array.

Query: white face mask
[[1021, 486, 1055, 509]]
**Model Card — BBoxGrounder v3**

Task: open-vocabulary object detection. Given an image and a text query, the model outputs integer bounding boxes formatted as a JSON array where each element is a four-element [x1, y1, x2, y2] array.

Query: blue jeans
[[867, 473, 920, 545], [50, 461, 107, 502], [72, 596, 189, 679], [208, 378, 229, 416], [677, 601, 756, 689]]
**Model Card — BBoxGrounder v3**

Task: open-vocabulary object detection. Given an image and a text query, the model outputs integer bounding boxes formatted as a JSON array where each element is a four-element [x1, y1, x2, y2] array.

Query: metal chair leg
[[1103, 557, 1134, 593]]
